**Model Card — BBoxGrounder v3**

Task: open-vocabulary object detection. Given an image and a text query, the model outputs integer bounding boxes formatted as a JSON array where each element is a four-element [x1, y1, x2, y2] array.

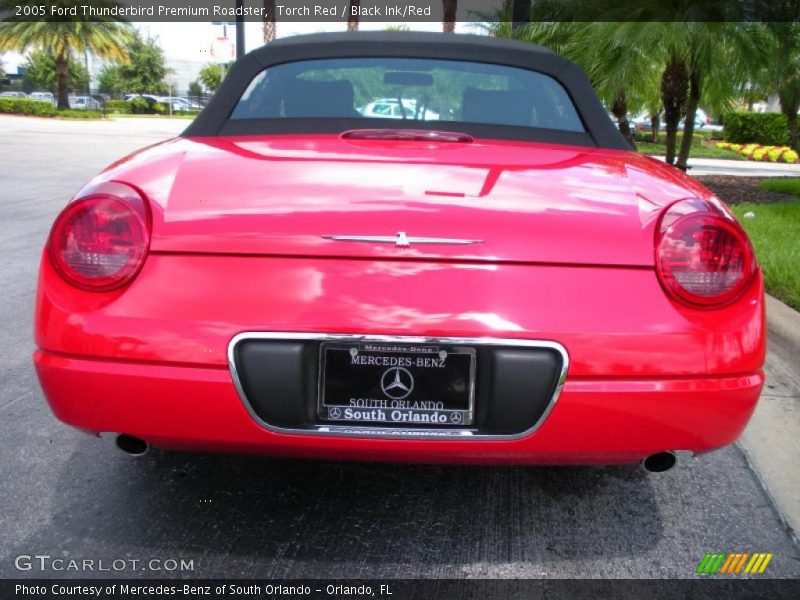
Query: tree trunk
[[511, 0, 531, 31], [786, 109, 799, 152], [779, 89, 800, 152], [660, 58, 688, 166], [442, 0, 457, 33], [347, 0, 360, 31], [55, 50, 70, 110], [677, 71, 701, 171], [649, 112, 660, 143], [263, 0, 276, 43], [611, 91, 636, 148]]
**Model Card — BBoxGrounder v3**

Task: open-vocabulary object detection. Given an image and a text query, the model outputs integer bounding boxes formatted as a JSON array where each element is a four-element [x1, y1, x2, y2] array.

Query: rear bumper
[[34, 349, 764, 465]]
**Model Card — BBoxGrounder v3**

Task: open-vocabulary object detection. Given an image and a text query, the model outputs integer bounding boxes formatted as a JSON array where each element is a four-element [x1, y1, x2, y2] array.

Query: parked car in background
[[0, 91, 27, 97], [124, 94, 162, 112], [653, 108, 723, 132], [29, 92, 55, 105], [69, 96, 101, 110], [157, 97, 202, 112], [688, 108, 724, 132], [630, 112, 652, 132], [124, 93, 158, 102]]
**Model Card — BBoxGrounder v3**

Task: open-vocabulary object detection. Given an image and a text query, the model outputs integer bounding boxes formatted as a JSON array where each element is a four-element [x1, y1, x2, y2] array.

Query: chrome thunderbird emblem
[[381, 366, 414, 400], [322, 232, 483, 248]]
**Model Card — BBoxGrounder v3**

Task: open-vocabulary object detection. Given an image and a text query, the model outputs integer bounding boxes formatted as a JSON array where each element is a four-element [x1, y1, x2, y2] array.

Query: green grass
[[57, 110, 103, 119], [731, 192, 800, 311], [759, 178, 800, 196], [636, 138, 746, 160]]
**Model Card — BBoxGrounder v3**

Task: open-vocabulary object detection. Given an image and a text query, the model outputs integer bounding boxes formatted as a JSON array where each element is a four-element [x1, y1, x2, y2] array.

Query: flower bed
[[716, 142, 798, 164]]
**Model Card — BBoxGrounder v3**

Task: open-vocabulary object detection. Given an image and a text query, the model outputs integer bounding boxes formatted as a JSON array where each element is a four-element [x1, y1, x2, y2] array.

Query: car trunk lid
[[119, 135, 693, 266]]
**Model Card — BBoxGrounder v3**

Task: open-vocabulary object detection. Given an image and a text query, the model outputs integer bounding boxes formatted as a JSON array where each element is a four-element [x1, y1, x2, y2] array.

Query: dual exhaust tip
[[642, 451, 677, 473], [110, 433, 679, 473], [114, 433, 150, 457]]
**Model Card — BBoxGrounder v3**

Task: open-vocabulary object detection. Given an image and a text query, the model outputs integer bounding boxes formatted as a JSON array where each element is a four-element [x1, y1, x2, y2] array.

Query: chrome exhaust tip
[[114, 434, 150, 457], [642, 451, 677, 473]]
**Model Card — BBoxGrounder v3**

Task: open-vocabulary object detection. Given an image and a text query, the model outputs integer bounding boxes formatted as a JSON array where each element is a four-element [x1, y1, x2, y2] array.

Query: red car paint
[[33, 135, 765, 464]]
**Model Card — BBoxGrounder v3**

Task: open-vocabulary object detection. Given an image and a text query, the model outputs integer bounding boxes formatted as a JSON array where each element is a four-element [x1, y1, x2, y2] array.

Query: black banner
[[4, 579, 800, 600], [1, 0, 799, 23]]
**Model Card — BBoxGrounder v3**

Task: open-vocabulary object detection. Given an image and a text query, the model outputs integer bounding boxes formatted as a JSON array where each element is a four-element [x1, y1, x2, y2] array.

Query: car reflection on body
[[360, 98, 440, 121]]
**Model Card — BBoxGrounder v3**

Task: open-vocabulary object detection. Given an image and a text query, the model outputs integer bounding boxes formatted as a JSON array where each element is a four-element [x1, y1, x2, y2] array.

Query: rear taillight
[[47, 183, 150, 291], [656, 199, 756, 307]]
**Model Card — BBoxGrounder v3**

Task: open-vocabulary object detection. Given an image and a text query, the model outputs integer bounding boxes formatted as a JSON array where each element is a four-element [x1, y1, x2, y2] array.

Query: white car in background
[[360, 98, 440, 121], [29, 92, 55, 104], [158, 97, 202, 112], [651, 108, 723, 132], [69, 96, 101, 110]]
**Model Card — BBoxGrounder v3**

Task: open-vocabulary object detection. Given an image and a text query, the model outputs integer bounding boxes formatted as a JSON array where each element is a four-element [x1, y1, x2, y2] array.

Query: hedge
[[723, 112, 788, 145], [58, 109, 103, 119], [0, 97, 104, 119], [106, 99, 131, 114], [0, 97, 57, 117]]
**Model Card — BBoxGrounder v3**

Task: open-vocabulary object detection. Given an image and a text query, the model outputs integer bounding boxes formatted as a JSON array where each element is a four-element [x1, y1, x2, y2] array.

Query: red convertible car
[[34, 33, 765, 471]]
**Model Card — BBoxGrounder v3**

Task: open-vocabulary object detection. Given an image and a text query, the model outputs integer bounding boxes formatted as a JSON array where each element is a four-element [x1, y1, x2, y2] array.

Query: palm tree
[[511, 0, 531, 31], [762, 23, 800, 151], [348, 1, 361, 31], [609, 21, 765, 169], [442, 0, 457, 33], [0, 1, 132, 110], [502, 0, 768, 169], [491, 22, 659, 148], [263, 0, 276, 43]]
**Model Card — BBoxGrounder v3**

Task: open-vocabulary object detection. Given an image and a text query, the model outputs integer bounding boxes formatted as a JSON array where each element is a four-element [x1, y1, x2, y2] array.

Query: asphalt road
[[1, 116, 798, 579]]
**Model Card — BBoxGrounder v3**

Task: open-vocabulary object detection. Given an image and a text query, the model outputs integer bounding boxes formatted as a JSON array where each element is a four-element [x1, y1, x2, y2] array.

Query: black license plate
[[318, 342, 476, 427]]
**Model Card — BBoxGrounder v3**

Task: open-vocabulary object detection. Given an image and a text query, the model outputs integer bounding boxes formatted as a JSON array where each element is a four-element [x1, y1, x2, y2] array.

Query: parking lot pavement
[[1, 115, 799, 579]]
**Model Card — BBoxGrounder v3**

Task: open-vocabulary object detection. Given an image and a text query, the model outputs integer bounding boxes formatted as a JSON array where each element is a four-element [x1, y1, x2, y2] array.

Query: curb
[[737, 294, 800, 545], [766, 294, 800, 350]]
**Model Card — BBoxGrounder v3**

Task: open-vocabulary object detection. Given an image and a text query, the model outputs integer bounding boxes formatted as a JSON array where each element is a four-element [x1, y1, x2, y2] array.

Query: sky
[[2, 21, 476, 74]]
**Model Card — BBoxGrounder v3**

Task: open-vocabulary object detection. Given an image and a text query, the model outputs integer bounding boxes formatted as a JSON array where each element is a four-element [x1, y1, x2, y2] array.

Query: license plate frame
[[318, 341, 476, 427]]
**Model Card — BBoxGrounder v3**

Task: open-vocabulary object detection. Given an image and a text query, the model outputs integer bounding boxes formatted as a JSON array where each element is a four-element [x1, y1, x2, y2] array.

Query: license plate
[[318, 342, 476, 427]]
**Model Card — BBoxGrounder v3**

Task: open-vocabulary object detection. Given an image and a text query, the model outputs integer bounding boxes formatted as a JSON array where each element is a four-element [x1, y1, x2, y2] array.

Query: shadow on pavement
[[6, 437, 663, 576]]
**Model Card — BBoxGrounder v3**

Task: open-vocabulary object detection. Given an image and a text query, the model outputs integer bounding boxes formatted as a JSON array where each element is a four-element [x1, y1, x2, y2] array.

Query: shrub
[[767, 148, 783, 162], [716, 142, 798, 164], [106, 99, 131, 114], [0, 97, 57, 117], [723, 112, 788, 145], [129, 96, 150, 114], [58, 110, 102, 119]]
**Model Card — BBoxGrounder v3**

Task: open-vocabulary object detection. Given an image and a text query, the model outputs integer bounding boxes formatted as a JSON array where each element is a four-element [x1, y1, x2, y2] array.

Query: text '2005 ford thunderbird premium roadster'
[[34, 33, 765, 471]]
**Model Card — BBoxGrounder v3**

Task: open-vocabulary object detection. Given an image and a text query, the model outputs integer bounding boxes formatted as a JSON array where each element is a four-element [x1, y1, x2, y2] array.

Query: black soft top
[[183, 31, 629, 150]]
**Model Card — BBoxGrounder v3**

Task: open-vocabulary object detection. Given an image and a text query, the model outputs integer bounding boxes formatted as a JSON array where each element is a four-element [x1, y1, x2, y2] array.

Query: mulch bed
[[694, 176, 796, 205]]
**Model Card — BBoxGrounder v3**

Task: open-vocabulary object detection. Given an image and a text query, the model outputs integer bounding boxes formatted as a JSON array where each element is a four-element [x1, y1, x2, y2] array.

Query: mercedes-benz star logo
[[329, 407, 342, 419], [381, 367, 414, 400]]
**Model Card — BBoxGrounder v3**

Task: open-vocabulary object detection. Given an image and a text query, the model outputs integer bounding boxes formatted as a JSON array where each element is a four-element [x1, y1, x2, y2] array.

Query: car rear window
[[230, 57, 585, 133]]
